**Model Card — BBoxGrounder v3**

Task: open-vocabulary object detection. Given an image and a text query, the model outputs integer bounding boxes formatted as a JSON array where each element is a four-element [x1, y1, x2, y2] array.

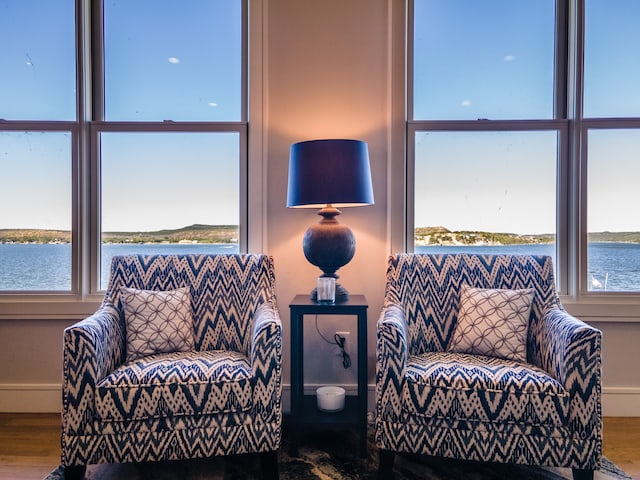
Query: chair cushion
[[96, 350, 253, 422], [403, 351, 569, 427], [121, 287, 195, 362], [448, 285, 534, 362]]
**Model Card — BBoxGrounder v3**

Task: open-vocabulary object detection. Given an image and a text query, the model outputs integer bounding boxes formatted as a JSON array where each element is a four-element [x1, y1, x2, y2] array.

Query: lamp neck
[[317, 204, 342, 221]]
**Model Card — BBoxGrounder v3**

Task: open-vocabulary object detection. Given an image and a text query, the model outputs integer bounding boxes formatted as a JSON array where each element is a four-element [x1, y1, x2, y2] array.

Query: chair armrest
[[536, 307, 602, 436], [250, 302, 283, 424], [62, 304, 125, 435], [376, 304, 409, 421]]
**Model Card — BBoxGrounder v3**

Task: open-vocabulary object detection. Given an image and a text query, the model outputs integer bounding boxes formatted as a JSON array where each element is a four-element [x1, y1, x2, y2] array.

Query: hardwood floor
[[0, 413, 61, 479], [603, 417, 640, 478], [1, 413, 638, 479]]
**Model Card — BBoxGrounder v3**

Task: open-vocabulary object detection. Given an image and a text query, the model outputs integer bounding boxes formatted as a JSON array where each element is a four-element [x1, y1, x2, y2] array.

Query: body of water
[[415, 242, 640, 292], [0, 242, 638, 292], [0, 243, 237, 291]]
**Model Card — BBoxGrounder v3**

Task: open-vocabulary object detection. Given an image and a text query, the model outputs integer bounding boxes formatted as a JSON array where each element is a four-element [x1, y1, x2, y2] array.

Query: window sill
[[561, 295, 640, 323], [0, 295, 104, 321]]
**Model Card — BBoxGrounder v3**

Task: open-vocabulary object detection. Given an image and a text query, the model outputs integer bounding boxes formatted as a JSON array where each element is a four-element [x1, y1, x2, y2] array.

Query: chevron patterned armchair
[[62, 254, 282, 480], [376, 254, 602, 480]]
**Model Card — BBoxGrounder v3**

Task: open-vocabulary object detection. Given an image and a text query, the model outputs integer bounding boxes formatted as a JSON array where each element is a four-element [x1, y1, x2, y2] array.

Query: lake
[[416, 242, 639, 292], [0, 242, 638, 292], [0, 243, 237, 291]]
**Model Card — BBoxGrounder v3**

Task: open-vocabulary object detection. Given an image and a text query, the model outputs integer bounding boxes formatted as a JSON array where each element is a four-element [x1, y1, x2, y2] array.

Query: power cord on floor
[[314, 315, 351, 369]]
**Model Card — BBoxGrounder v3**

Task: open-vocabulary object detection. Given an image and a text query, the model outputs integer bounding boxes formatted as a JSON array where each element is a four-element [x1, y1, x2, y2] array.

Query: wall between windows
[[0, 0, 639, 416]]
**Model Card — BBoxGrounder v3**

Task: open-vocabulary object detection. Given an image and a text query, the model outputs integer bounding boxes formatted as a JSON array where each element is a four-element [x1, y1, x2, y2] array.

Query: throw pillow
[[121, 287, 195, 362], [447, 284, 534, 362]]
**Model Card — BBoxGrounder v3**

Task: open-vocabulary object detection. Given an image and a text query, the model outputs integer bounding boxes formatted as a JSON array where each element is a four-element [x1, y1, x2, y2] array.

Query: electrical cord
[[314, 315, 352, 369]]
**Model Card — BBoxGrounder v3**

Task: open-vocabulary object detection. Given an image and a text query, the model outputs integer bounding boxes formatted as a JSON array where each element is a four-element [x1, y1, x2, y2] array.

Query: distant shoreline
[[0, 224, 238, 245], [0, 225, 638, 245], [414, 227, 640, 246]]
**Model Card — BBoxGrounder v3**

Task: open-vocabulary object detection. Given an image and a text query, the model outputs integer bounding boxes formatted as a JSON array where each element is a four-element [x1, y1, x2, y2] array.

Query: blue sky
[[1, 0, 639, 234], [103, 0, 241, 122], [101, 132, 239, 231], [413, 0, 640, 234], [0, 0, 241, 232], [413, 0, 555, 121]]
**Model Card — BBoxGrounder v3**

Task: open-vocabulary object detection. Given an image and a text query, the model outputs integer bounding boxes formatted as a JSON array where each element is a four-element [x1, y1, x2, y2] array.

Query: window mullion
[[570, 0, 587, 298]]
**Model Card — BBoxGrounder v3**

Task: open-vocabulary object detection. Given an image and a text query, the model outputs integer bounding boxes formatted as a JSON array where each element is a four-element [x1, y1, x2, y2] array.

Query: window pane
[[0, 0, 76, 121], [413, 0, 555, 120], [104, 0, 242, 121], [584, 0, 640, 118], [100, 132, 240, 288], [587, 130, 640, 292], [414, 131, 557, 264], [0, 131, 72, 290]]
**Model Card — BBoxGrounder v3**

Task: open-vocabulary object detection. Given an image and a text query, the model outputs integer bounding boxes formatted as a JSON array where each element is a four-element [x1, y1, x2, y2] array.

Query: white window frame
[[403, 0, 640, 319], [0, 0, 264, 320], [407, 120, 569, 294]]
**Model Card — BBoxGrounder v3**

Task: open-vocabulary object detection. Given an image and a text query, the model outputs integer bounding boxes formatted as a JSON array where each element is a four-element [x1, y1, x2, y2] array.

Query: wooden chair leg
[[260, 450, 279, 480], [572, 468, 594, 480], [64, 464, 86, 480], [377, 449, 395, 480]]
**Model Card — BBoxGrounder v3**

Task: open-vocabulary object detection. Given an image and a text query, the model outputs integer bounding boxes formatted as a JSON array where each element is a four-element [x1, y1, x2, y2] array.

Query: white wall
[[265, 0, 390, 394], [1, 0, 639, 416]]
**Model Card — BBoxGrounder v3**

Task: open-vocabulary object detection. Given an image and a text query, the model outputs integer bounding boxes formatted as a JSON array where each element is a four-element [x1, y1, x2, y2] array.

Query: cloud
[[207, 102, 218, 107], [503, 55, 515, 62], [461, 99, 471, 107], [168, 57, 181, 64]]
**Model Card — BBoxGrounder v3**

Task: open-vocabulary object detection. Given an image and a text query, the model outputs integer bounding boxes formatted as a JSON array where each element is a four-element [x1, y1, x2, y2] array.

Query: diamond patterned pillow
[[447, 284, 534, 362], [121, 287, 195, 362]]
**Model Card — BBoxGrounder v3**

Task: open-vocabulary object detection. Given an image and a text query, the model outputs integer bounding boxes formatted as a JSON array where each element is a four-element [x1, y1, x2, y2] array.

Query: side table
[[289, 294, 369, 457]]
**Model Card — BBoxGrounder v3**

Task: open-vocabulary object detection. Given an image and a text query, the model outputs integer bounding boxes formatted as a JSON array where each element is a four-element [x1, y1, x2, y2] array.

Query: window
[[0, 131, 73, 291], [96, 0, 244, 289], [412, 0, 555, 121], [98, 131, 241, 289], [0, 1, 77, 121], [102, 0, 242, 122], [583, 0, 640, 118], [413, 130, 557, 265], [0, 0, 76, 291], [410, 0, 560, 281], [583, 0, 640, 293], [586, 129, 640, 292], [0, 0, 246, 295], [410, 0, 640, 295]]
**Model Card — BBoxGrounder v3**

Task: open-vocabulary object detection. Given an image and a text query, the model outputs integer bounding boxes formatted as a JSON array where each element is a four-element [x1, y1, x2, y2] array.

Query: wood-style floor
[[0, 414, 638, 479]]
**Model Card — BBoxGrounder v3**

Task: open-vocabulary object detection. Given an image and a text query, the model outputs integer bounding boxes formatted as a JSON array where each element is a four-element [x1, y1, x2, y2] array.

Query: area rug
[[45, 427, 631, 480]]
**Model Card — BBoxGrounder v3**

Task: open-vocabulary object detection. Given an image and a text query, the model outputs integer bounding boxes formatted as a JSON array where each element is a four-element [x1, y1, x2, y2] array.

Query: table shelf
[[298, 395, 360, 427], [289, 294, 368, 457]]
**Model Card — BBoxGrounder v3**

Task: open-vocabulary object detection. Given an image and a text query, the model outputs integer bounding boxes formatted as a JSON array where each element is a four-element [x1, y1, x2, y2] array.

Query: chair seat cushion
[[403, 351, 569, 427], [96, 350, 253, 422]]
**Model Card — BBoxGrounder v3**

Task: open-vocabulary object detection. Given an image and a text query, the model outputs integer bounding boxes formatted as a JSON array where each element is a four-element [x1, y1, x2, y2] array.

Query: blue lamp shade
[[286, 139, 374, 208], [286, 139, 374, 302]]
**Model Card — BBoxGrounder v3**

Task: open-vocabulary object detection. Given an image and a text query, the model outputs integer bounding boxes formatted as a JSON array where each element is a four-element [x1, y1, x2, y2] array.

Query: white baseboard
[[0, 384, 61, 413], [601, 387, 640, 416], [2, 383, 639, 417]]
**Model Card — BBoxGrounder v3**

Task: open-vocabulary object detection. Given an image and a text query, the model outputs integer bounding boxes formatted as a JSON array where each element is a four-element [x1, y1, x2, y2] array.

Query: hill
[[1, 225, 638, 245], [0, 229, 71, 244], [587, 231, 640, 243], [102, 224, 238, 244], [415, 227, 554, 246], [415, 227, 640, 246], [0, 225, 238, 244]]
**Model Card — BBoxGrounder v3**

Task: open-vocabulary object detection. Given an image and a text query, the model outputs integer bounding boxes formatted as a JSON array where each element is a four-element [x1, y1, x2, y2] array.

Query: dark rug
[[45, 427, 631, 480]]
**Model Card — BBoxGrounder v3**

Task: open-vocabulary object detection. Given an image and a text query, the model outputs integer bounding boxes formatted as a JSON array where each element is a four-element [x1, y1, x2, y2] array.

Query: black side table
[[289, 294, 368, 457]]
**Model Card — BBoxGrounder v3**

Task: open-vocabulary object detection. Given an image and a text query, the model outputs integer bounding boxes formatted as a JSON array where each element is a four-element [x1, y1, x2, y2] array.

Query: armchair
[[62, 254, 282, 479], [376, 254, 602, 480]]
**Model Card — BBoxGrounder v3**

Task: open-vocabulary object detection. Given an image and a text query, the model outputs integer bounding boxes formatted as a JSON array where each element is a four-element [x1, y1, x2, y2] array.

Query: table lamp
[[286, 139, 374, 302]]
